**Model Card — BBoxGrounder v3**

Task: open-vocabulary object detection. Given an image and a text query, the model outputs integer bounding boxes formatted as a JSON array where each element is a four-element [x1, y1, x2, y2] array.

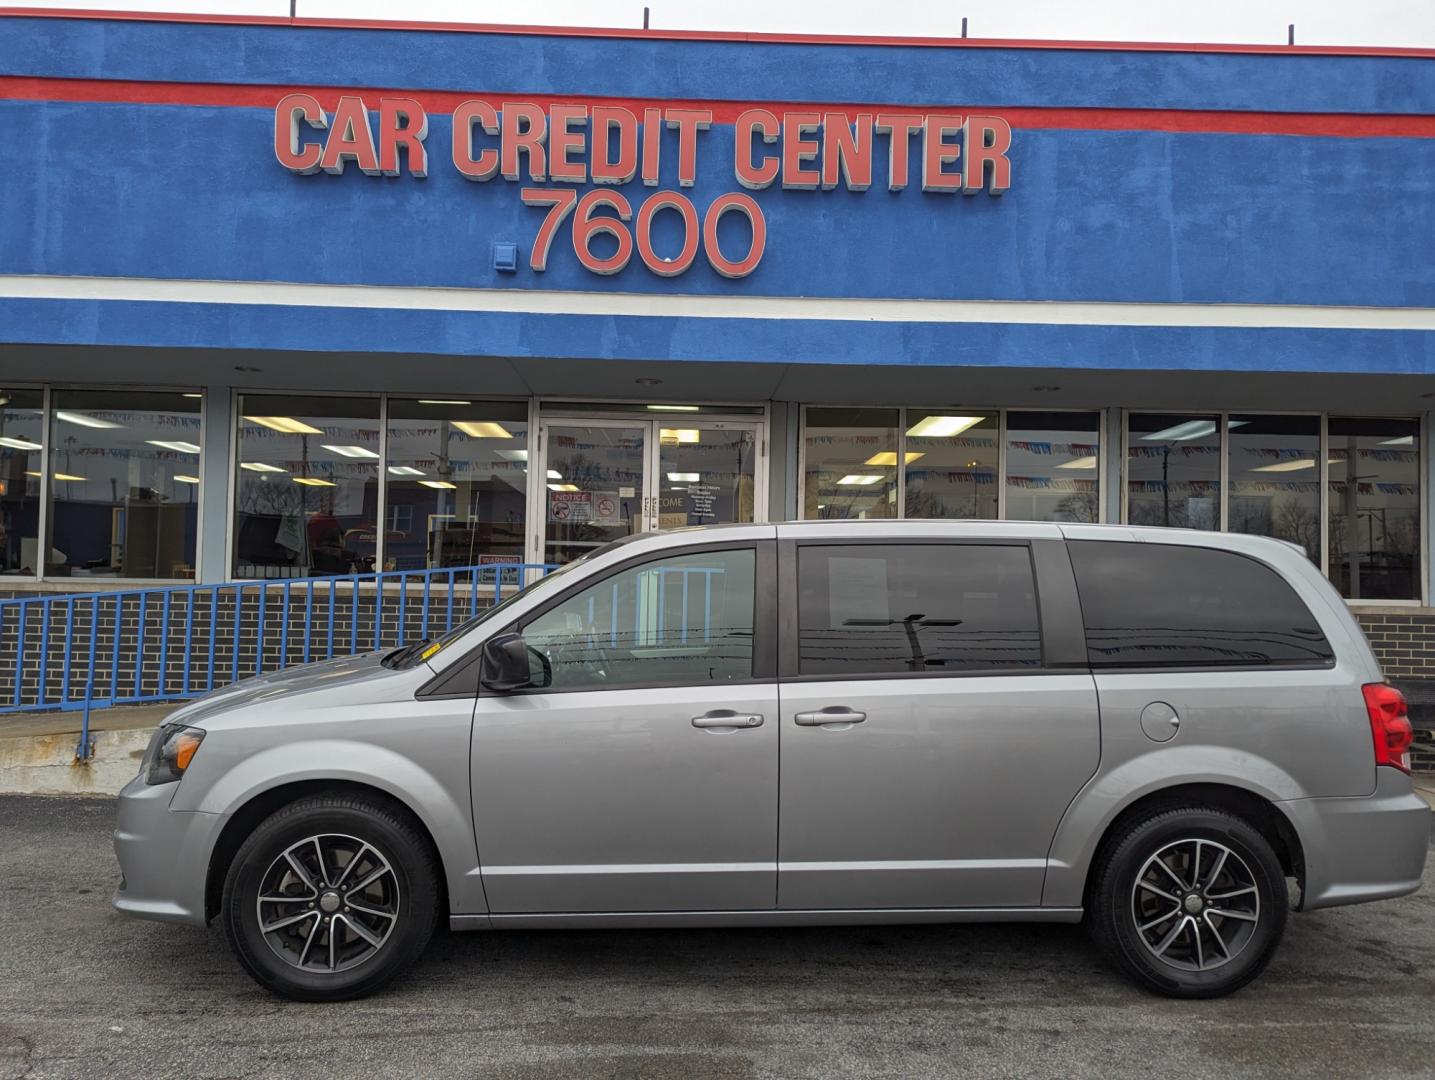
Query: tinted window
[[796, 544, 1042, 675], [519, 548, 755, 690], [1068, 541, 1334, 668]]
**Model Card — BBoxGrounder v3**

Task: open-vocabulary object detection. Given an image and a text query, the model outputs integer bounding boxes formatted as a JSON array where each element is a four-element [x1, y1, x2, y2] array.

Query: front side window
[[796, 544, 1042, 676], [1068, 541, 1334, 668], [1005, 411, 1101, 523], [1327, 418, 1421, 601], [519, 547, 756, 690], [46, 390, 201, 579], [233, 395, 380, 578], [0, 389, 44, 575], [384, 399, 528, 572]]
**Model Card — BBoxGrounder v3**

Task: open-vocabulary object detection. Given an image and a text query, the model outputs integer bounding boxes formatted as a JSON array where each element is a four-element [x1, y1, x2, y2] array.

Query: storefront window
[[45, 390, 201, 579], [802, 408, 899, 519], [233, 395, 380, 578], [384, 400, 529, 571], [1126, 413, 1220, 530], [0, 389, 44, 575], [1005, 411, 1101, 522], [1228, 414, 1321, 561], [1327, 417, 1421, 601], [903, 412, 998, 519]]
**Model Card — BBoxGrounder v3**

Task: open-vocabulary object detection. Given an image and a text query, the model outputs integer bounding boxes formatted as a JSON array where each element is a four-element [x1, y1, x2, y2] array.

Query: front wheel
[[221, 794, 441, 1001], [1087, 806, 1289, 998]]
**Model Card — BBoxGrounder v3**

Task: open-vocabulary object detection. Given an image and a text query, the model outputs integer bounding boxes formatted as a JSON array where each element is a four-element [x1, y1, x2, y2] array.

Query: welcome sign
[[273, 95, 1013, 279]]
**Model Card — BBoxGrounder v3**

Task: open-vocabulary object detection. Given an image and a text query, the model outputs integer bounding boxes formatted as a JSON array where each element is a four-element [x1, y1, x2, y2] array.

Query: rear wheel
[[221, 794, 441, 1001], [1087, 806, 1288, 998]]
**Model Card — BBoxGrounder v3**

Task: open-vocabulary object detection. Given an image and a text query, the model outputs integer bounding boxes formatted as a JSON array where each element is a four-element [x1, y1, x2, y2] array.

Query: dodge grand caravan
[[114, 522, 1430, 1000]]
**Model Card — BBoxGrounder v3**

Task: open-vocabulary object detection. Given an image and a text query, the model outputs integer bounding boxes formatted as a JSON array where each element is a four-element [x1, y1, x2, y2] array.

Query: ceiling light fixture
[[244, 416, 324, 435], [0, 436, 43, 451], [547, 483, 581, 492], [667, 472, 700, 482], [496, 449, 529, 461], [146, 439, 202, 454], [173, 475, 201, 484], [1252, 458, 1341, 473], [387, 465, 425, 476], [240, 462, 286, 473], [546, 470, 563, 479], [55, 410, 122, 429], [836, 474, 885, 486], [52, 472, 87, 482], [864, 451, 925, 466], [1056, 456, 1099, 470], [322, 444, 380, 459], [418, 480, 457, 489], [646, 404, 701, 412], [292, 476, 336, 487], [905, 415, 985, 439], [452, 421, 513, 439], [660, 428, 700, 444], [418, 399, 472, 406]]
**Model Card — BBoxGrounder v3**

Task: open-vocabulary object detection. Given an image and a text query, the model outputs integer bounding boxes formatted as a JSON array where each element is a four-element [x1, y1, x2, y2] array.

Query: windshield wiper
[[381, 639, 430, 669]]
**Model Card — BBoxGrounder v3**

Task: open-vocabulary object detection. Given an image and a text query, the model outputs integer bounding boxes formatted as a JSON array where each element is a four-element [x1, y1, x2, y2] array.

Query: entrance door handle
[[691, 711, 764, 729], [794, 708, 867, 726]]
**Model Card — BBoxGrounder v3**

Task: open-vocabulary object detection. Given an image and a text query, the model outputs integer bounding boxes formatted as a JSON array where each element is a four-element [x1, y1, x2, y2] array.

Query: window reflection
[[46, 390, 201, 579], [1005, 411, 1101, 522], [1227, 414, 1321, 561], [384, 400, 529, 570], [1126, 413, 1221, 530], [802, 408, 899, 519], [1327, 417, 1420, 601], [0, 389, 44, 575], [233, 395, 379, 578], [904, 412, 998, 519]]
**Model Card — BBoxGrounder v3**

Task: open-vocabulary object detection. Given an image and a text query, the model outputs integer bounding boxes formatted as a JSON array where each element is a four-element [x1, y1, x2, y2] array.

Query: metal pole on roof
[[290, 0, 296, 19], [1288, 23, 1295, 45], [643, 6, 650, 29], [961, 17, 968, 38]]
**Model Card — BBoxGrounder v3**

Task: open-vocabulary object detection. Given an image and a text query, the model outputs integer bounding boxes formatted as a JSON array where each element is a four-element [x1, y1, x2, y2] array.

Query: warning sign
[[549, 490, 592, 522]]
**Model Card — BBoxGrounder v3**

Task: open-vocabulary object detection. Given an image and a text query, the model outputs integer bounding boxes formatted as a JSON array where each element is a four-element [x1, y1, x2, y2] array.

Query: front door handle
[[691, 711, 764, 729], [794, 707, 867, 726]]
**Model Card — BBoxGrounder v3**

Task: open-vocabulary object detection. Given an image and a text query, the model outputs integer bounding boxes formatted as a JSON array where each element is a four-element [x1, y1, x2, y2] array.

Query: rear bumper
[[113, 773, 225, 927], [1281, 768, 1432, 911]]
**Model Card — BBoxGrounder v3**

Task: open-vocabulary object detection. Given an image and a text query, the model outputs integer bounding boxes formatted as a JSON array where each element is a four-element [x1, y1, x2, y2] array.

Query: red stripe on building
[[4, 76, 1435, 138]]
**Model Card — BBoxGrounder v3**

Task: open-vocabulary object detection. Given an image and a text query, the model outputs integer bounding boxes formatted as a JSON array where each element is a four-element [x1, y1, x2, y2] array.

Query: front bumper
[[1282, 768, 1432, 911], [113, 772, 226, 927]]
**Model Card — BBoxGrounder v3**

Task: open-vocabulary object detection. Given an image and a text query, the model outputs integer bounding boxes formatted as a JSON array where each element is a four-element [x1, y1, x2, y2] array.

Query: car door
[[470, 537, 779, 914], [776, 532, 1100, 910]]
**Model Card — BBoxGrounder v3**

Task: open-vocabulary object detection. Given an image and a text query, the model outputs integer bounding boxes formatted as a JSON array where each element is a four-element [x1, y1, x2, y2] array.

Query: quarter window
[[796, 544, 1042, 675], [1067, 541, 1334, 668], [519, 547, 756, 690]]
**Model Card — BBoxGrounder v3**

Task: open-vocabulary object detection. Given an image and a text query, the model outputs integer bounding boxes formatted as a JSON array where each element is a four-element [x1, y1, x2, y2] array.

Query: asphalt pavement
[[1, 794, 1432, 1080]]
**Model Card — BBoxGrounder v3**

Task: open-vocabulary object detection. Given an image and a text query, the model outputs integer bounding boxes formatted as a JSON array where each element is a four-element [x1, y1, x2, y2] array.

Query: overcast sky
[[18, 0, 1435, 47]]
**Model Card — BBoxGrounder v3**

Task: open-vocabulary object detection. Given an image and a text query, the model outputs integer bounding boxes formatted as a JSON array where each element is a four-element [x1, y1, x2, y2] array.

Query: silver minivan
[[114, 522, 1430, 1001]]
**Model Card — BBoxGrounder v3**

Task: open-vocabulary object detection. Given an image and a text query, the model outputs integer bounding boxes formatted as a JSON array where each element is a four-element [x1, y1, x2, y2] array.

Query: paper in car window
[[827, 556, 890, 629], [419, 641, 444, 661]]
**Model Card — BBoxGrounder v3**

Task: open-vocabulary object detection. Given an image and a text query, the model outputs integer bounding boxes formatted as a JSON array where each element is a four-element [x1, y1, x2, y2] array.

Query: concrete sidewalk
[[0, 703, 182, 797]]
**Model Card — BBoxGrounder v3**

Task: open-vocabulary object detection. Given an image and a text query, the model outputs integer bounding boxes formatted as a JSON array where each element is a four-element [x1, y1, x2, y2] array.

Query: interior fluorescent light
[[182, 393, 203, 399], [837, 474, 885, 485], [667, 472, 700, 482], [173, 475, 201, 484], [418, 399, 471, 406], [864, 451, 925, 466], [660, 428, 700, 444], [52, 472, 87, 481], [547, 483, 581, 492], [292, 476, 336, 487], [1057, 456, 1099, 470], [418, 480, 457, 489], [240, 462, 286, 473], [387, 465, 425, 476], [496, 449, 529, 461], [452, 421, 513, 439], [1252, 458, 1341, 473], [55, 410, 122, 430], [546, 469, 563, 479], [322, 444, 380, 459], [244, 416, 324, 435], [24, 471, 41, 477], [646, 404, 701, 412], [1140, 418, 1250, 442], [1381, 435, 1415, 446], [0, 436, 43, 451], [905, 415, 984, 439], [146, 439, 202, 454]]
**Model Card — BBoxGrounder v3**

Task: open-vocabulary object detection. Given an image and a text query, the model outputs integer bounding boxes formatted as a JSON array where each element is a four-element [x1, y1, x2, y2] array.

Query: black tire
[[1087, 806, 1288, 999], [221, 794, 441, 1002]]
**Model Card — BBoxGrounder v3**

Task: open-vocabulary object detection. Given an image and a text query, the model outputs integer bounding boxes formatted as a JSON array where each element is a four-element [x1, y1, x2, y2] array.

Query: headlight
[[145, 724, 206, 785]]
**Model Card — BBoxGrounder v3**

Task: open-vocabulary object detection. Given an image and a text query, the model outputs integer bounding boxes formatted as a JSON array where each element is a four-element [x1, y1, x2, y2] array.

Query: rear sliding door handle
[[794, 708, 867, 726], [691, 712, 764, 729]]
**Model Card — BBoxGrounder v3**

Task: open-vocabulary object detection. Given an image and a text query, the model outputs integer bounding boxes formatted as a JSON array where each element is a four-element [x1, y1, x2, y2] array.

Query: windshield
[[381, 549, 609, 669]]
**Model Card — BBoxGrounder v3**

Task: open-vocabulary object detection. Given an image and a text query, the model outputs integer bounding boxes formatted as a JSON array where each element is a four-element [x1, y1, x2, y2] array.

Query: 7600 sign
[[523, 188, 765, 279]]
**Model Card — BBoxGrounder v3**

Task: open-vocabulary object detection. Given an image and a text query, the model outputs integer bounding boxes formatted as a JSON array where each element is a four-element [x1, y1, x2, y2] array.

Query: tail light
[[1362, 683, 1413, 774]]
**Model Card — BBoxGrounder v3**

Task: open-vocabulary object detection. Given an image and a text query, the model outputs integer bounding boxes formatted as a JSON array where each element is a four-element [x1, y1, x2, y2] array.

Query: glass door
[[534, 416, 765, 566]]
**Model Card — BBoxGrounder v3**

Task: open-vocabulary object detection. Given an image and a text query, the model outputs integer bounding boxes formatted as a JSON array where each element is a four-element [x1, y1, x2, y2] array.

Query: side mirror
[[480, 633, 533, 692]]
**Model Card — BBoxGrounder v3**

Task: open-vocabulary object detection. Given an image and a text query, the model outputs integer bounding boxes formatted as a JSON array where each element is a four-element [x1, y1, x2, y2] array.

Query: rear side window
[[796, 544, 1042, 675], [1067, 541, 1334, 668]]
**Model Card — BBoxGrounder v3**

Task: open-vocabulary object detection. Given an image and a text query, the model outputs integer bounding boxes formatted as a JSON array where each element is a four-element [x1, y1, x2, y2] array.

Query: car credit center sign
[[273, 95, 1014, 279]]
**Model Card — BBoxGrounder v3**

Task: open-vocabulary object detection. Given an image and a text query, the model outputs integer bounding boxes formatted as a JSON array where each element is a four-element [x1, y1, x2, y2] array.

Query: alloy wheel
[[1129, 837, 1261, 972]]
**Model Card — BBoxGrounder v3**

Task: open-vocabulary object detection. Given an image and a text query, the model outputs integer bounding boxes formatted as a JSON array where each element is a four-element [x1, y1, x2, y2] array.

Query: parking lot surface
[[0, 794, 1431, 1080]]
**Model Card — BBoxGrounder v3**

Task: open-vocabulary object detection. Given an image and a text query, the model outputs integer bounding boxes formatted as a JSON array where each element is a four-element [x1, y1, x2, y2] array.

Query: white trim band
[[3, 274, 1434, 331]]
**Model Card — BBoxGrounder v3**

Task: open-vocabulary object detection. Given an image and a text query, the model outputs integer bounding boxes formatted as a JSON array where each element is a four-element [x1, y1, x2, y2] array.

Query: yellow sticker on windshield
[[419, 642, 444, 661]]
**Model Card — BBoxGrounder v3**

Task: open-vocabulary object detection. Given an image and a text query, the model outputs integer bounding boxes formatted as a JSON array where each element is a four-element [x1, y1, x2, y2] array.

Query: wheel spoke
[[337, 914, 383, 949], [311, 837, 331, 888], [1203, 847, 1229, 892], [262, 909, 319, 934], [332, 843, 371, 890], [1190, 915, 1205, 969], [258, 894, 312, 904], [1153, 856, 1187, 891], [297, 914, 323, 967], [1152, 915, 1192, 957], [347, 900, 398, 921], [1207, 885, 1257, 901], [283, 850, 320, 895], [1137, 880, 1180, 904], [1202, 912, 1232, 958], [328, 922, 338, 971], [1208, 907, 1258, 923], [1138, 906, 1182, 933], [1188, 840, 1203, 892], [344, 864, 392, 898]]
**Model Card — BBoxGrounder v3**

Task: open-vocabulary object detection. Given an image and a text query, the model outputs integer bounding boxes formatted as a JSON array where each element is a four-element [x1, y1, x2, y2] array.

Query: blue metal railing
[[0, 562, 550, 758]]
